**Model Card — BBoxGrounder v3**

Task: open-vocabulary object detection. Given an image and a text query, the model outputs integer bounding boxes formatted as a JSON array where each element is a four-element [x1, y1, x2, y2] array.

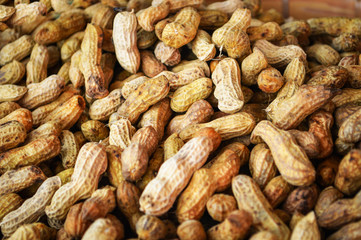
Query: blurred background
[[206, 0, 361, 19]]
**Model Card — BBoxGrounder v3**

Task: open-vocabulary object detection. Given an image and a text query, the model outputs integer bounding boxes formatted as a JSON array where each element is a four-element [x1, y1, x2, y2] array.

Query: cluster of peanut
[[1, 0, 361, 239]]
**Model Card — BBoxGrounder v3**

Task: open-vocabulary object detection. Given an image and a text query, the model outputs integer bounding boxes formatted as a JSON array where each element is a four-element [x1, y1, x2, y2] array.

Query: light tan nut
[[232, 175, 290, 239], [113, 11, 140, 74], [164, 133, 184, 161], [91, 4, 115, 29], [117, 75, 170, 124], [137, 1, 169, 32], [315, 186, 344, 218], [0, 5, 15, 21], [136, 146, 164, 191], [205, 0, 243, 15], [257, 67, 284, 93], [0, 85, 27, 102], [254, 39, 306, 68], [177, 220, 206, 240], [0, 60, 25, 85], [81, 120, 109, 142], [157, 66, 205, 90], [212, 8, 251, 58], [335, 149, 361, 196], [191, 30, 216, 61], [266, 85, 338, 130], [59, 130, 79, 169], [47, 45, 60, 68], [42, 95, 86, 130], [140, 50, 167, 78], [135, 215, 167, 240], [172, 59, 211, 77], [19, 75, 65, 110], [106, 145, 124, 187], [211, 58, 244, 113], [332, 88, 361, 107], [138, 98, 172, 141], [80, 24, 108, 100], [69, 50, 85, 89], [307, 17, 361, 36], [318, 189, 361, 229], [7, 222, 56, 240], [121, 76, 149, 99], [0, 29, 19, 50], [263, 176, 293, 208], [316, 156, 339, 187], [171, 77, 213, 113], [338, 108, 361, 143], [82, 215, 124, 240], [152, 0, 203, 12], [207, 209, 253, 240], [60, 31, 84, 63], [289, 211, 320, 240], [0, 135, 60, 173], [0, 108, 33, 132], [327, 220, 361, 240], [0, 166, 46, 196], [307, 44, 341, 66], [0, 35, 35, 66], [109, 118, 136, 150], [0, 176, 61, 237], [116, 181, 143, 231], [154, 41, 181, 67], [247, 22, 283, 42], [0, 193, 23, 222], [251, 121, 315, 186], [140, 128, 221, 216], [179, 112, 255, 141], [26, 44, 49, 85], [307, 66, 348, 88], [159, 7, 200, 48], [282, 184, 318, 215], [121, 126, 158, 181], [89, 89, 123, 121], [206, 194, 237, 222], [45, 142, 107, 222], [33, 9, 87, 45], [58, 62, 71, 84], [249, 143, 277, 189], [167, 99, 213, 136], [8, 2, 47, 34], [241, 47, 268, 86], [25, 121, 62, 144], [32, 87, 80, 127], [198, 10, 228, 30]]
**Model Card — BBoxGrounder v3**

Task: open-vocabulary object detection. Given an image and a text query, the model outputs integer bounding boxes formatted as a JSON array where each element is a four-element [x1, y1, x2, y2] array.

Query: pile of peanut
[[0, 0, 361, 239]]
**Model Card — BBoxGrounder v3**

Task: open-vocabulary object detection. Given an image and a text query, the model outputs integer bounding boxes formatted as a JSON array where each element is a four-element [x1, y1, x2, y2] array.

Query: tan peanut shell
[[0, 102, 20, 119], [212, 8, 251, 58], [172, 59, 211, 77], [7, 222, 56, 240], [19, 75, 65, 110], [0, 108, 33, 132], [0, 60, 26, 85], [26, 43, 49, 85], [206, 194, 237, 222], [60, 31, 84, 62], [69, 50, 84, 88], [0, 120, 27, 152], [59, 130, 79, 169], [199, 10, 228, 30], [257, 67, 284, 93], [327, 220, 361, 240], [206, 0, 243, 15], [0, 35, 35, 66], [241, 47, 268, 86], [106, 145, 124, 187], [113, 11, 140, 74], [137, 1, 170, 32], [315, 186, 343, 218], [164, 133, 184, 161], [332, 88, 361, 107], [157, 66, 205, 89], [179, 112, 255, 141], [81, 215, 124, 240], [0, 176, 61, 237], [81, 120, 109, 142], [290, 211, 320, 240], [0, 166, 46, 196], [177, 220, 206, 240], [0, 135, 60, 174], [338, 108, 361, 143], [232, 175, 290, 239], [140, 129, 221, 216], [117, 75, 170, 124], [0, 193, 23, 222], [282, 184, 318, 215], [0, 84, 27, 102], [307, 66, 348, 89], [89, 88, 123, 121], [263, 176, 293, 208], [211, 58, 244, 113], [307, 44, 341, 66], [191, 30, 216, 61], [140, 50, 167, 78], [154, 41, 181, 67], [109, 118, 136, 150], [45, 143, 107, 222], [251, 121, 315, 186]]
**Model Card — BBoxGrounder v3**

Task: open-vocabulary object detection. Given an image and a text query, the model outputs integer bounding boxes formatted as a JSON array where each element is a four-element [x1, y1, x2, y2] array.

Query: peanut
[[232, 175, 290, 239], [257, 67, 284, 93], [164, 133, 184, 161], [0, 135, 60, 173], [113, 11, 140, 74], [140, 50, 167, 78], [249, 231, 278, 240], [191, 30, 216, 61], [241, 47, 268, 86], [205, 0, 243, 16], [137, 29, 157, 49], [0, 121, 26, 152], [81, 120, 109, 142], [316, 156, 339, 187], [45, 142, 107, 222], [290, 211, 320, 240], [307, 66, 348, 88], [0, 84, 27, 103], [91, 4, 115, 29], [307, 17, 361, 36], [0, 5, 15, 21], [212, 8, 251, 58], [137, 1, 169, 32], [206, 194, 237, 222], [135, 215, 167, 240], [332, 33, 359, 52], [0, 193, 23, 222], [19, 75, 65, 110], [247, 22, 283, 42], [251, 120, 315, 186], [258, 8, 284, 24], [338, 108, 361, 143], [0, 108, 33, 132], [60, 31, 84, 63], [154, 41, 181, 67], [69, 50, 85, 88], [0, 176, 61, 236], [81, 215, 124, 240], [26, 44, 49, 85], [332, 88, 361, 107], [335, 149, 361, 195], [172, 59, 211, 77], [177, 220, 206, 240], [157, 66, 205, 89], [56, 168, 74, 185], [7, 222, 56, 240], [152, 0, 203, 12], [263, 176, 293, 208], [327, 220, 361, 240], [0, 35, 35, 66], [109, 118, 136, 150], [59, 130, 79, 169], [315, 186, 344, 217], [88, 89, 123, 121], [58, 62, 71, 84], [0, 60, 26, 85], [140, 128, 221, 216]]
